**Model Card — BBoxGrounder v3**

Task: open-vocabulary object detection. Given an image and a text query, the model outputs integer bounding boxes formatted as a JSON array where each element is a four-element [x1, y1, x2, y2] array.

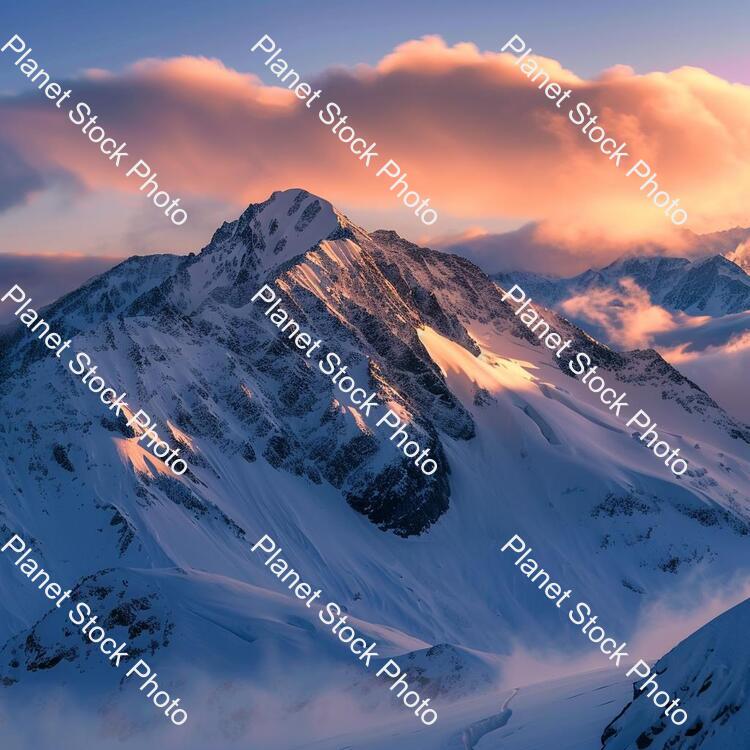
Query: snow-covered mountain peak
[[2, 189, 750, 749], [201, 187, 358, 273], [163, 188, 368, 312]]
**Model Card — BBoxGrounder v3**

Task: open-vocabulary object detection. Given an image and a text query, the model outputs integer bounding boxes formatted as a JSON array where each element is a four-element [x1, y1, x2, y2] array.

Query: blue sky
[[2, 0, 749, 93], [1, 0, 749, 265]]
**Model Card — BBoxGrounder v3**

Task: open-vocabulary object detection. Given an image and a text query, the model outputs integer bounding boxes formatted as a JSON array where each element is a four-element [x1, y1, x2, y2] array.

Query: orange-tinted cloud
[[725, 241, 750, 273], [560, 278, 711, 349], [2, 37, 750, 254]]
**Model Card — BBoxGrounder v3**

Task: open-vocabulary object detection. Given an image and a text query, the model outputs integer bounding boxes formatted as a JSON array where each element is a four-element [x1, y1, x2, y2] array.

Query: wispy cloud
[[560, 278, 709, 349]]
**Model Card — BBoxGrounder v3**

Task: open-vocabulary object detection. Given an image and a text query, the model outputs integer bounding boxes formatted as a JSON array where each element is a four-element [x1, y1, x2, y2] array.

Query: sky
[[1, 0, 750, 272], [4, 0, 750, 92]]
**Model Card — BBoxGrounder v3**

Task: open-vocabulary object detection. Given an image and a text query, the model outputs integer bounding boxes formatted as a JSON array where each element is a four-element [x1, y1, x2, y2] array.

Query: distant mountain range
[[1, 189, 749, 748], [494, 253, 750, 317]]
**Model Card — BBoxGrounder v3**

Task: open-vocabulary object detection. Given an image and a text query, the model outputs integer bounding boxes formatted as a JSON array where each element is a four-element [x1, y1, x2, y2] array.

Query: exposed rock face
[[2, 186, 748, 563]]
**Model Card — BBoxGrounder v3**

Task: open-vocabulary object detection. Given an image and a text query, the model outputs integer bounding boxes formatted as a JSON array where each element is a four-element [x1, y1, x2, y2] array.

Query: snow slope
[[602, 597, 750, 750]]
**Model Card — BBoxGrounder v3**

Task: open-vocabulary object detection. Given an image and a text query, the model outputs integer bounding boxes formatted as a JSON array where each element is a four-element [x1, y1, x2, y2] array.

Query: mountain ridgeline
[[493, 253, 750, 316]]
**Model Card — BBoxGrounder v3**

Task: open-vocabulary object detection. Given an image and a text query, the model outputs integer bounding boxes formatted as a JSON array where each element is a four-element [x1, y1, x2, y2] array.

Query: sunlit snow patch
[[114, 437, 174, 478], [167, 420, 196, 451], [417, 325, 536, 402]]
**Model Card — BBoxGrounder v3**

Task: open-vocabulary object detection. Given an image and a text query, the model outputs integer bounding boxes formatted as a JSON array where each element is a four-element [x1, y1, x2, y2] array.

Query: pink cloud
[[561, 278, 710, 349], [2, 37, 750, 255]]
